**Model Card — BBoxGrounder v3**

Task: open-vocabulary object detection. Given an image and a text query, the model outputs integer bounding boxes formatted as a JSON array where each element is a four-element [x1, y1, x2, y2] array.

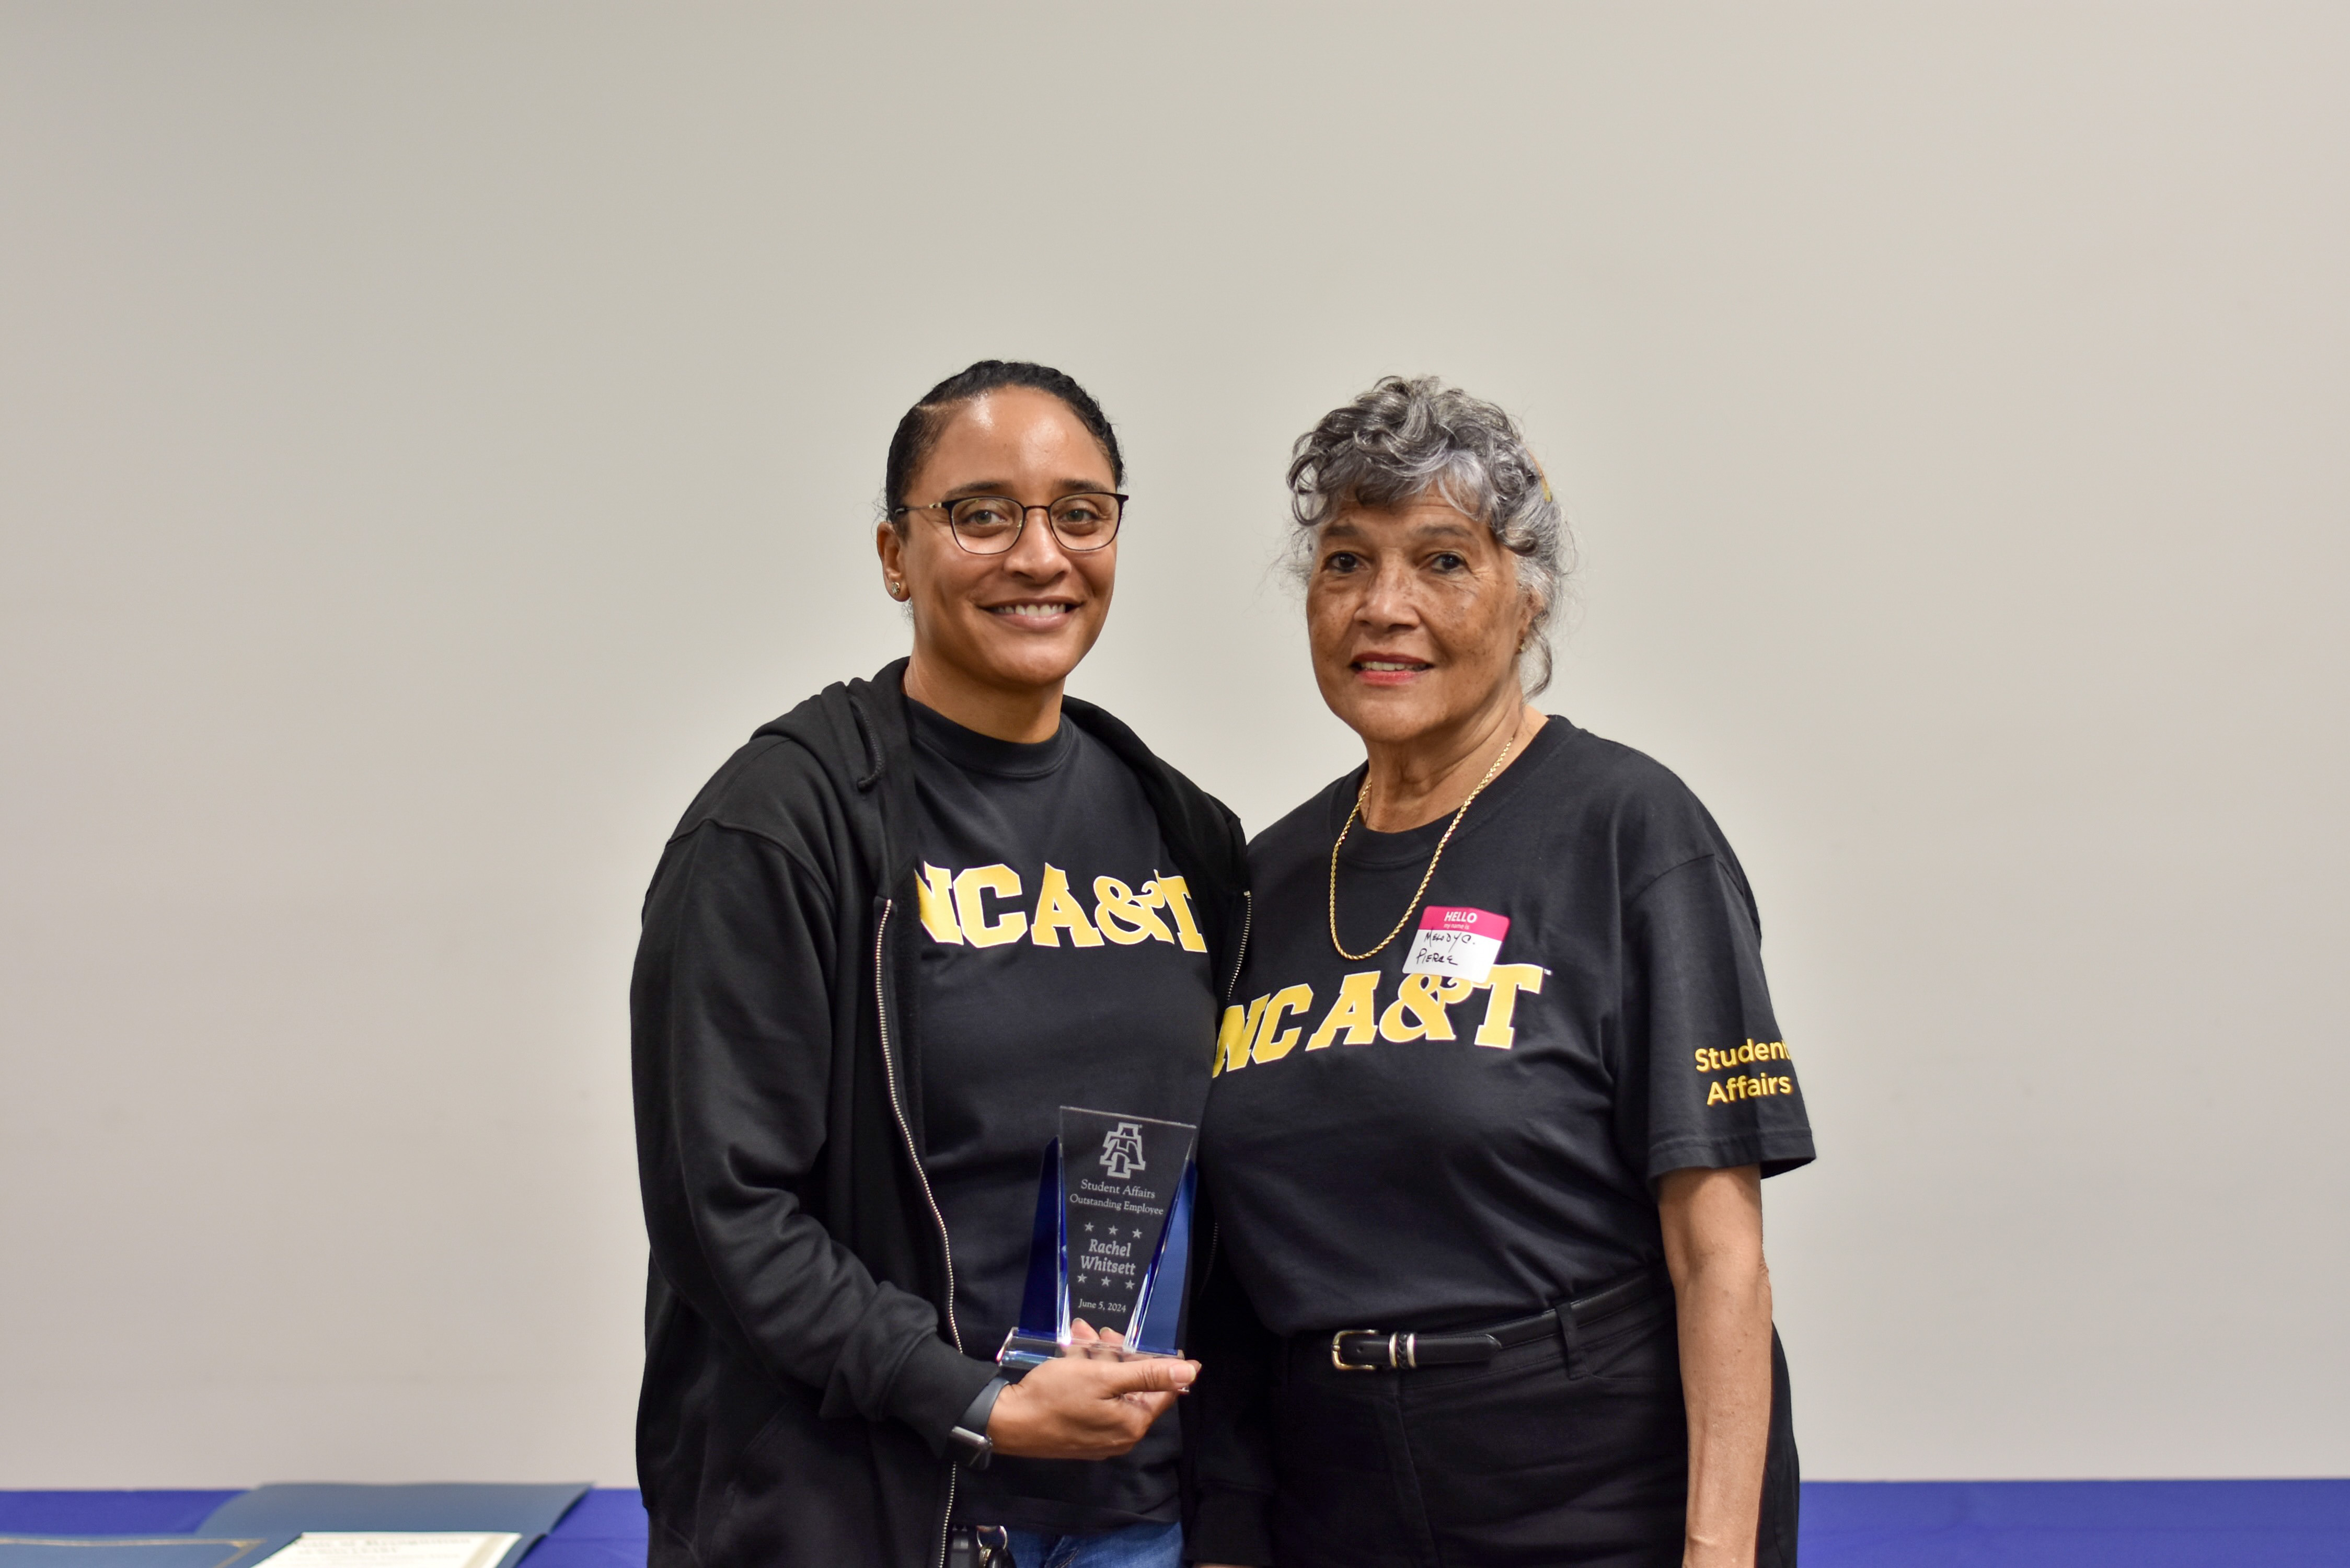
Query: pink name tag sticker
[[1401, 906, 1510, 983]]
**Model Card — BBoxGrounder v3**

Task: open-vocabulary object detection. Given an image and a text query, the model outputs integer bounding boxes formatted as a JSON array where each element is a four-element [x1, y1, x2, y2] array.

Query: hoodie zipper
[[1224, 890, 1252, 1005], [873, 897, 963, 1568]]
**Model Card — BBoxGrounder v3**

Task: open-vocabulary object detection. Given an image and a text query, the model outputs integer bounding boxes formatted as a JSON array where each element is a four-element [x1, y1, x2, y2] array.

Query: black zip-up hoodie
[[631, 660, 1248, 1568]]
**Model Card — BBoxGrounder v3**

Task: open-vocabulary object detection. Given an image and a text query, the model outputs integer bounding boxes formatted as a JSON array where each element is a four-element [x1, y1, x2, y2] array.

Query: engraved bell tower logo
[[1098, 1122, 1147, 1181]]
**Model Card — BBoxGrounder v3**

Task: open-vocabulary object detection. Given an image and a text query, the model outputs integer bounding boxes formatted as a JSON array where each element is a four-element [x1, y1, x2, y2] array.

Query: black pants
[[1268, 1287, 1799, 1568]]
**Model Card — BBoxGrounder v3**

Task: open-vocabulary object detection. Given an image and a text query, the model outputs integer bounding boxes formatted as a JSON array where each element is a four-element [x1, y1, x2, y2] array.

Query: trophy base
[[997, 1328, 1179, 1377]]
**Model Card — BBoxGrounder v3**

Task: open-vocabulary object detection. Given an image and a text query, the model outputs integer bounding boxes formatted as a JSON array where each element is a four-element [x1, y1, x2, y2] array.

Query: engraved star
[[1084, 1222, 1095, 1232]]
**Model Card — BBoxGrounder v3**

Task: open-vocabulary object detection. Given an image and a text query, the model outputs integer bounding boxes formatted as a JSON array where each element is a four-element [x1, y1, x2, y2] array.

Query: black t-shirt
[[908, 701, 1219, 1534], [1197, 718, 1815, 1339]]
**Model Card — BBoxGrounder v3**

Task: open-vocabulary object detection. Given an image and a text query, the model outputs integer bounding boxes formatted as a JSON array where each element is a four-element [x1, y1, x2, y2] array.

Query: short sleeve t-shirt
[[907, 701, 1220, 1534], [1197, 718, 1815, 1339]]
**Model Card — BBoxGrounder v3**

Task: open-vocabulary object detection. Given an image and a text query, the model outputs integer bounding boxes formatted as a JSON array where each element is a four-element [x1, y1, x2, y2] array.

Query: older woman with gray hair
[[1186, 377, 1814, 1567]]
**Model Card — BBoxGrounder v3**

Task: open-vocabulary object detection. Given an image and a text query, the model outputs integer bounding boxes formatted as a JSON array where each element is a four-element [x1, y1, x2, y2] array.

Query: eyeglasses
[[890, 492, 1127, 555]]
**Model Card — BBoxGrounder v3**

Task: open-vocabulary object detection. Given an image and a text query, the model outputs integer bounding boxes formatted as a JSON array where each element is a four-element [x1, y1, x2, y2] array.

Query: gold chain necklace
[[1327, 730, 1518, 962]]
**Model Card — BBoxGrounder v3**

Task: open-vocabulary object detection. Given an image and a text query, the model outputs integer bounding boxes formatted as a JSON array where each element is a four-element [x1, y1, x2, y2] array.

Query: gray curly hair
[[1287, 375, 1571, 697]]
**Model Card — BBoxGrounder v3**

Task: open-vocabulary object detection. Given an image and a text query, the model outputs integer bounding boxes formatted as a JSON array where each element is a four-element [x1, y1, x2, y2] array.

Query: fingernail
[[1172, 1362, 1198, 1387]]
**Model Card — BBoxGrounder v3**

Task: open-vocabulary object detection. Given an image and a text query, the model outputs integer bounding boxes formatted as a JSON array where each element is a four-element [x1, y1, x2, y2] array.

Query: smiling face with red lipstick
[[1306, 489, 1545, 832], [877, 385, 1121, 743]]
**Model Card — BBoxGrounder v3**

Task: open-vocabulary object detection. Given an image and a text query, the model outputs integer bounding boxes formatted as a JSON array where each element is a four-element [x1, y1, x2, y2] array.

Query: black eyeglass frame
[[887, 492, 1130, 555]]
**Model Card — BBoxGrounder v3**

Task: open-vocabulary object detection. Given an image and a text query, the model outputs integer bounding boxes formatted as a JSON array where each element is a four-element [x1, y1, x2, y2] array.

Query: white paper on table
[[259, 1535, 521, 1568]]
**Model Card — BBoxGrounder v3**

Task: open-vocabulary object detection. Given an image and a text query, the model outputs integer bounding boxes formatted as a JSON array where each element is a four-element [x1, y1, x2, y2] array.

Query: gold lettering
[[1222, 1001, 1259, 1071], [1306, 971, 1383, 1050], [1378, 972, 1467, 1042], [1251, 984, 1314, 1063], [952, 864, 1027, 947], [1705, 1071, 1800, 1106], [916, 863, 962, 943], [1029, 864, 1104, 948], [1473, 964, 1546, 1048], [1092, 876, 1177, 946], [1213, 1004, 1252, 1076], [1150, 875, 1211, 953], [1695, 1041, 1795, 1074]]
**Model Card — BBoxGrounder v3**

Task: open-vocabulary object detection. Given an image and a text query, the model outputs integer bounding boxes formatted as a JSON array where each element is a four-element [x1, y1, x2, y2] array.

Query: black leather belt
[[1329, 1265, 1667, 1372]]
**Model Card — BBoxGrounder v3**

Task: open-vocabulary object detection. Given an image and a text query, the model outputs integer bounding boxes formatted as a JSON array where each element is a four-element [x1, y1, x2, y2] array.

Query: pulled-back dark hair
[[883, 360, 1124, 520]]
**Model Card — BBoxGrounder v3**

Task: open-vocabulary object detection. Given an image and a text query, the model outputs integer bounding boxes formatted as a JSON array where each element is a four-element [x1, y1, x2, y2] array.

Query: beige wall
[[3, 2, 2345, 1484]]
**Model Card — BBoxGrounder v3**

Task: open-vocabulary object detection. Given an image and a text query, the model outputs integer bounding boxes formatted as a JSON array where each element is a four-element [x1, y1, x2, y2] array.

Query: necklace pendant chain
[[1327, 729, 1518, 963]]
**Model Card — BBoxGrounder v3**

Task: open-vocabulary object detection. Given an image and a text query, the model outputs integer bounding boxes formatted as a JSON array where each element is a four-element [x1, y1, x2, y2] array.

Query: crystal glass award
[[998, 1106, 1199, 1373]]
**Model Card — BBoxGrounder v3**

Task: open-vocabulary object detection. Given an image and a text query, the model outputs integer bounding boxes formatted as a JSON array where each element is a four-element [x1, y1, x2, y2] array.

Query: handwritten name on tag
[[1401, 905, 1510, 983]]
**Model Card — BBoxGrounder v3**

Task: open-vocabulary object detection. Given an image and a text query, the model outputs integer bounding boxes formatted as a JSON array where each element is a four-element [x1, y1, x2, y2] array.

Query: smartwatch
[[947, 1376, 1009, 1469]]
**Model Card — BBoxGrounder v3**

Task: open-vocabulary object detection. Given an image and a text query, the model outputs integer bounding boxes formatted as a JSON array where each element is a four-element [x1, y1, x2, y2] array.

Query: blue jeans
[[1003, 1519, 1182, 1568]]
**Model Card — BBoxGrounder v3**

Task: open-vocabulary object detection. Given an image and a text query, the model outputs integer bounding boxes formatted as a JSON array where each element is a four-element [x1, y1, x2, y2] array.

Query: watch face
[[948, 1417, 995, 1467]]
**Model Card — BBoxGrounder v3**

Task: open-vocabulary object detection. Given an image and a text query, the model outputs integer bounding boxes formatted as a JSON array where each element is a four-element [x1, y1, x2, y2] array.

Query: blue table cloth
[[1802, 1480, 2350, 1566], [10, 1481, 2350, 1565]]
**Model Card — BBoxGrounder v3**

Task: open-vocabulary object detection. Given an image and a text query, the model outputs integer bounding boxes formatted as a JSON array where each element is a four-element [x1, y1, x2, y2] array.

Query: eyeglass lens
[[946, 493, 1122, 553]]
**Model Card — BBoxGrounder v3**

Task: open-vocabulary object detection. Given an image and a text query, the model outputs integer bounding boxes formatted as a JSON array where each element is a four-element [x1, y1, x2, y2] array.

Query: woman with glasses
[[633, 361, 1247, 1568], [1187, 377, 1813, 1568]]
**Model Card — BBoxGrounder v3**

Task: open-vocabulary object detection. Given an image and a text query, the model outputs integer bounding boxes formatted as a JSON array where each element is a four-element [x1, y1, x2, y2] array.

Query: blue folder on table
[[195, 1486, 590, 1568], [0, 1538, 293, 1568]]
